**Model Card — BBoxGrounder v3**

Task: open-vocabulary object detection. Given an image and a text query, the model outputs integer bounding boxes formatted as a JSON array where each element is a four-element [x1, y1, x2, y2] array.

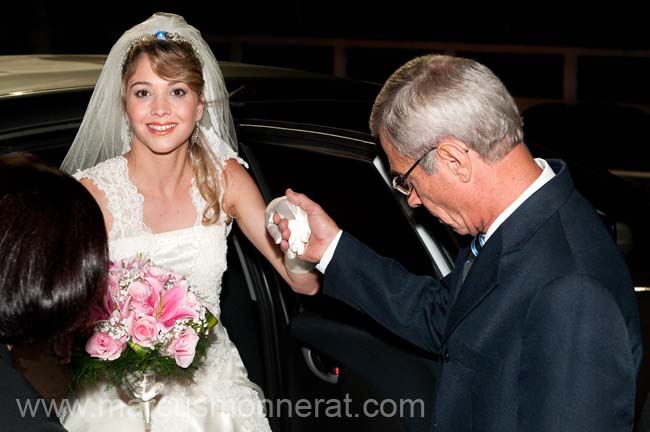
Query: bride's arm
[[221, 159, 320, 295]]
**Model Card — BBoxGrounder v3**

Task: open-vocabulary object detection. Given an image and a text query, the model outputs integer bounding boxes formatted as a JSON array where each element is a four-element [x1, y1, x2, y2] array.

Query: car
[[1, 54, 649, 431], [0, 54, 444, 432]]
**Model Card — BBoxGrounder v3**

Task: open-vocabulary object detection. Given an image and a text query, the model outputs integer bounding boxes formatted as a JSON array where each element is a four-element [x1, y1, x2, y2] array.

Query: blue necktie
[[462, 233, 485, 283]]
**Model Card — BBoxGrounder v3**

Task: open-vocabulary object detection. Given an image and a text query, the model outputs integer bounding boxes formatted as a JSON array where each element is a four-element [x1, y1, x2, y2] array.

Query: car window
[[237, 122, 449, 278], [236, 122, 448, 432], [0, 127, 78, 167]]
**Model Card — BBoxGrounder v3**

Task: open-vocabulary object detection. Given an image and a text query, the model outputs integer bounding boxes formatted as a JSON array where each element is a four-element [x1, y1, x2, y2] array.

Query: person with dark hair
[[0, 152, 108, 431], [276, 54, 642, 431]]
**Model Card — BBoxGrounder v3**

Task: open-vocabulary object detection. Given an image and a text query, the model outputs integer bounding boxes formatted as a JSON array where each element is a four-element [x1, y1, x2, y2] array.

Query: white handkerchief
[[265, 196, 314, 274]]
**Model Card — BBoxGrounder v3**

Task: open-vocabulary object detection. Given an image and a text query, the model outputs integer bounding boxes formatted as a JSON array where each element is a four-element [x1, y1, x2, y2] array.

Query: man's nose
[[407, 188, 422, 208]]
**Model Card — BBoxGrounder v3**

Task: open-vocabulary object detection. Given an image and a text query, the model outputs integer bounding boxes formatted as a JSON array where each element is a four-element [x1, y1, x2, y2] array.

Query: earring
[[191, 123, 200, 147]]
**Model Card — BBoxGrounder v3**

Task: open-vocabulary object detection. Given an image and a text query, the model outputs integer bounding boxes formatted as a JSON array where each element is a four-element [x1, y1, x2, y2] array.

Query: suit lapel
[[442, 233, 502, 344], [439, 160, 574, 344]]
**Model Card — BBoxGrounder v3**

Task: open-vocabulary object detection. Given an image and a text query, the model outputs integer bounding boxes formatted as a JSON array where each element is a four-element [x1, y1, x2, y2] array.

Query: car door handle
[[301, 347, 340, 384]]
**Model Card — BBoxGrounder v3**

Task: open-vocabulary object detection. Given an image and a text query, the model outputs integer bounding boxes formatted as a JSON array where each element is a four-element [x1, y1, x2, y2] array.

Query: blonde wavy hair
[[122, 38, 223, 225]]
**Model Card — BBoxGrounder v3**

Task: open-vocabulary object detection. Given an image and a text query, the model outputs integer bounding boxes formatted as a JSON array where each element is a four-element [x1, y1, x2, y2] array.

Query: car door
[[230, 119, 458, 432], [0, 91, 91, 166]]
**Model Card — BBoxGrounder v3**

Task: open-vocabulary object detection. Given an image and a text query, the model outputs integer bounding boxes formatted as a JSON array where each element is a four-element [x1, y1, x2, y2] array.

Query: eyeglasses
[[391, 145, 469, 196], [391, 146, 438, 196]]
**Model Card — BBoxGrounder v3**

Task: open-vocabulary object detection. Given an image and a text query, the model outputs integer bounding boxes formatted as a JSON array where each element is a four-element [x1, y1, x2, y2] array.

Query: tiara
[[154, 30, 181, 41], [122, 30, 203, 70]]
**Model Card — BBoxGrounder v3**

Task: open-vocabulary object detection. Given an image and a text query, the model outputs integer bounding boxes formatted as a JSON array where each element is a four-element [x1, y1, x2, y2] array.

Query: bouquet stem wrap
[[123, 371, 164, 431]]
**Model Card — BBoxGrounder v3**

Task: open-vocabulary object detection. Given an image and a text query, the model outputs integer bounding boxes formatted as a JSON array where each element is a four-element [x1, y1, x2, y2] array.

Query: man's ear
[[436, 139, 471, 183]]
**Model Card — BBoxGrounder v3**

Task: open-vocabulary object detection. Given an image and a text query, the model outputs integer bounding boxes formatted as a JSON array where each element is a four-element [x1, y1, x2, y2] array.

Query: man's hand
[[273, 188, 340, 264]]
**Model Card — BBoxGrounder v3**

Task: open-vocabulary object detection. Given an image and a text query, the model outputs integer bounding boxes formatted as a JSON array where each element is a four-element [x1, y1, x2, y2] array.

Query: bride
[[60, 12, 319, 431]]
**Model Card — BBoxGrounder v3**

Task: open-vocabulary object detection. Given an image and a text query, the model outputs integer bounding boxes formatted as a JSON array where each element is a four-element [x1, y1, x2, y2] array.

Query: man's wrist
[[315, 230, 343, 274]]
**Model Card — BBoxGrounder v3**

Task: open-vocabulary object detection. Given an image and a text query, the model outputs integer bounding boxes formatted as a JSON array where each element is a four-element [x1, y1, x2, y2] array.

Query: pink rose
[[130, 316, 158, 348], [166, 328, 199, 368], [86, 332, 125, 361], [130, 300, 154, 317], [128, 281, 151, 303]]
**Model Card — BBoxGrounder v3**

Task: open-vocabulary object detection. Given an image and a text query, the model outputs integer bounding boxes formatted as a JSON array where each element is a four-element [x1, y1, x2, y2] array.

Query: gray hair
[[369, 54, 523, 173]]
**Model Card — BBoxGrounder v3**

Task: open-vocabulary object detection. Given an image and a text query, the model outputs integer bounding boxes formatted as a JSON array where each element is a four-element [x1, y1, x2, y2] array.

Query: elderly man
[[276, 54, 642, 431]]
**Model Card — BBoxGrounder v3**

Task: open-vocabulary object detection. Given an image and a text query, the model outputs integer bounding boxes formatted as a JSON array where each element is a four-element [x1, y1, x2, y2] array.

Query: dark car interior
[[230, 121, 463, 431], [222, 227, 437, 432]]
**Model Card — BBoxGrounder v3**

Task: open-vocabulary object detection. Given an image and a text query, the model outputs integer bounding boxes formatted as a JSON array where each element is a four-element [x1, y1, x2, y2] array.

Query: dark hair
[[0, 153, 108, 344]]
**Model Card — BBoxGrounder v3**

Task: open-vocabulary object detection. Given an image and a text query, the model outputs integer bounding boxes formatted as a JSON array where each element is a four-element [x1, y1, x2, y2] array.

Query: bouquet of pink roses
[[71, 254, 217, 389]]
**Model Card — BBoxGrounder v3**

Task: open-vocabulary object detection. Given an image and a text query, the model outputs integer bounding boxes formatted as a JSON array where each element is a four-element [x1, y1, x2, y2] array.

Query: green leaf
[[205, 310, 218, 331], [128, 341, 153, 357]]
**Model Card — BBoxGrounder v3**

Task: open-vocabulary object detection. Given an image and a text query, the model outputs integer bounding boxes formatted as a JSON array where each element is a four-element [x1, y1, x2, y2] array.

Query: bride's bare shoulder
[[79, 177, 113, 232]]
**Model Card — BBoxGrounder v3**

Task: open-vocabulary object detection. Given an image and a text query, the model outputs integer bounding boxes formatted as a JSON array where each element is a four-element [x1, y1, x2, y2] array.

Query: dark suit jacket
[[0, 345, 66, 431], [323, 160, 642, 431]]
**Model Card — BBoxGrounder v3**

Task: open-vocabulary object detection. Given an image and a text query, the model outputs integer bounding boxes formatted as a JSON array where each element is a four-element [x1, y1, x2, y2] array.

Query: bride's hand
[[274, 189, 340, 264]]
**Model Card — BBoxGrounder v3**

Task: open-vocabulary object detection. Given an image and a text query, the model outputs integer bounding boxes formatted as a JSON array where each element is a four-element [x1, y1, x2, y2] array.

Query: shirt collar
[[484, 158, 556, 241]]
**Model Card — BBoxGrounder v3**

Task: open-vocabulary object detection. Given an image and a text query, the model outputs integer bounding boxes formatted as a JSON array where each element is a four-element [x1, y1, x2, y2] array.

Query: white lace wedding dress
[[63, 156, 271, 432]]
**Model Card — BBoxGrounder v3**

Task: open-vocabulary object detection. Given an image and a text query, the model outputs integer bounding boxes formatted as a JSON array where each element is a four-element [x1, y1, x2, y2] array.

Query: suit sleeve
[[322, 232, 452, 352], [518, 274, 637, 431]]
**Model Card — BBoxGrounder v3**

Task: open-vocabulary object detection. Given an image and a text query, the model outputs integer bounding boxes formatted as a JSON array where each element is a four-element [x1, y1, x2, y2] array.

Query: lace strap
[[74, 157, 149, 240]]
